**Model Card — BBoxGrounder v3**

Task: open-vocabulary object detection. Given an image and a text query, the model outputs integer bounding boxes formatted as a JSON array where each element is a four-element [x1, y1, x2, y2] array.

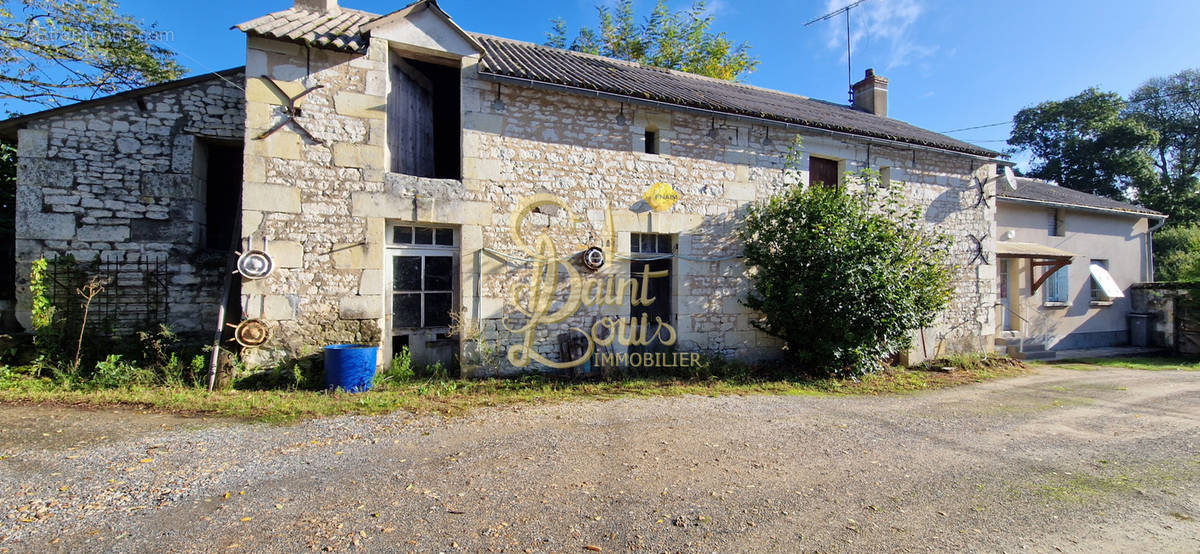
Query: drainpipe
[[1147, 217, 1167, 282]]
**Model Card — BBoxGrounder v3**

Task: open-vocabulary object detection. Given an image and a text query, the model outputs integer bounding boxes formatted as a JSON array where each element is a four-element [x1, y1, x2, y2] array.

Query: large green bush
[[1154, 223, 1200, 282], [740, 169, 953, 376]]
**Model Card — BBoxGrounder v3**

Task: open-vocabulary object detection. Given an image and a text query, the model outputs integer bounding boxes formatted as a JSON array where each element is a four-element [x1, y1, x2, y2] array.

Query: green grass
[[1039, 355, 1200, 372], [0, 357, 1031, 424]]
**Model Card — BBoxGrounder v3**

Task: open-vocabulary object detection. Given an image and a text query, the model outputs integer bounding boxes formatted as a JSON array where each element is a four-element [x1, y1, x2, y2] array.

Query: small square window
[[435, 228, 454, 246], [644, 130, 659, 155], [393, 226, 413, 244]]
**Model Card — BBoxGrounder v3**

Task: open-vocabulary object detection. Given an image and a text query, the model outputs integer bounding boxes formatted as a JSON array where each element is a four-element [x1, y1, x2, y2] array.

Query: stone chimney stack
[[852, 68, 888, 117], [294, 0, 338, 12]]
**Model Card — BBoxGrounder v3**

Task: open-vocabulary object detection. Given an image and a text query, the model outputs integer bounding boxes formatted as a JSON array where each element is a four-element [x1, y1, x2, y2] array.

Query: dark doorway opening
[[388, 56, 461, 180], [202, 140, 243, 251]]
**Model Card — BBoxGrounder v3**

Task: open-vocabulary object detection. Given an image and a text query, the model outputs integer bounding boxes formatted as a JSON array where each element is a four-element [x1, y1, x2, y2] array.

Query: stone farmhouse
[[1, 0, 1017, 374]]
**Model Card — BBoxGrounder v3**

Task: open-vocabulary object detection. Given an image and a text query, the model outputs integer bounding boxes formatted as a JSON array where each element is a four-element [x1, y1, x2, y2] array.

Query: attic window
[[644, 129, 659, 155], [387, 55, 461, 179]]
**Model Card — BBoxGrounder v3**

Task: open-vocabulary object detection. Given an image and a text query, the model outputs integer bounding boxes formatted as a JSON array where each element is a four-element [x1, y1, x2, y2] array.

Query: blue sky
[[59, 0, 1200, 166]]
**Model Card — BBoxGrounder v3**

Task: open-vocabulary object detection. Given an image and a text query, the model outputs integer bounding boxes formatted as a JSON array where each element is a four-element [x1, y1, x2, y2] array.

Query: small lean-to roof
[[1000, 177, 1165, 218], [0, 67, 245, 140], [235, 2, 999, 158], [996, 241, 1076, 259]]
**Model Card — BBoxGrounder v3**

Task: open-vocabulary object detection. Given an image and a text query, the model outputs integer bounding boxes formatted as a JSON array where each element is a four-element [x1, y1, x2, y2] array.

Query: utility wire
[[941, 121, 1011, 134], [941, 88, 1195, 135]]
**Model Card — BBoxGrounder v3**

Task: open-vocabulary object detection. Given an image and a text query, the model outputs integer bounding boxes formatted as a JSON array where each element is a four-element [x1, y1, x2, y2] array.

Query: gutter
[[477, 72, 1005, 164]]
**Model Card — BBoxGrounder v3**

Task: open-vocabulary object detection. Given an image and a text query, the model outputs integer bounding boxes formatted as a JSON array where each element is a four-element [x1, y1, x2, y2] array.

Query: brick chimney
[[294, 0, 337, 12], [852, 68, 888, 117]]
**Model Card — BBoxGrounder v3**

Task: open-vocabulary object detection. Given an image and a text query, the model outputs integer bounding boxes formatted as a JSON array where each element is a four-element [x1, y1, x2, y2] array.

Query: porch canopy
[[996, 241, 1076, 295]]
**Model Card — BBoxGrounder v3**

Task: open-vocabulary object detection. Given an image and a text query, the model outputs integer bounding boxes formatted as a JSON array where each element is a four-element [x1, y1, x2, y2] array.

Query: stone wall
[[14, 70, 245, 335], [239, 32, 996, 372]]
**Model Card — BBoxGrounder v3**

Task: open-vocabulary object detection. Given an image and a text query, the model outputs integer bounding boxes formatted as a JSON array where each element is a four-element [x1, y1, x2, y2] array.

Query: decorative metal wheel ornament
[[230, 318, 270, 348], [582, 246, 606, 271], [237, 249, 275, 279]]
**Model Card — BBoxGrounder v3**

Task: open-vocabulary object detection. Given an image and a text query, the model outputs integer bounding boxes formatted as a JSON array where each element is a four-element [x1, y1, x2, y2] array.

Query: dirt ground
[[1, 366, 1197, 553]]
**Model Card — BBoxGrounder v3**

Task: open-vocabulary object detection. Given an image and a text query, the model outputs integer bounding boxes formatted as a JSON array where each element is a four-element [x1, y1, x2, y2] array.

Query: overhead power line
[[940, 121, 1012, 134]]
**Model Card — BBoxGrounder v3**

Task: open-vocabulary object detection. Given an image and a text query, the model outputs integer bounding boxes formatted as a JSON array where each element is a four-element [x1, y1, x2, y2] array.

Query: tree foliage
[[1154, 224, 1200, 282], [740, 156, 953, 376], [0, 0, 184, 107], [1126, 69, 1200, 224], [1008, 88, 1157, 200], [546, 0, 757, 82]]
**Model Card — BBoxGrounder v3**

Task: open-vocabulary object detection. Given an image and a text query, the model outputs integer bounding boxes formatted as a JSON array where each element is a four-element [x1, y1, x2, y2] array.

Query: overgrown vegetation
[[2, 256, 1029, 423], [1154, 224, 1200, 281], [740, 144, 954, 377], [0, 354, 1030, 423]]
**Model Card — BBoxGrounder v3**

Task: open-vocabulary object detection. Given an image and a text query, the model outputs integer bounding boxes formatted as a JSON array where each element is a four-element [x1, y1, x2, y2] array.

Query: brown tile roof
[[235, 4, 997, 157], [1000, 177, 1165, 218]]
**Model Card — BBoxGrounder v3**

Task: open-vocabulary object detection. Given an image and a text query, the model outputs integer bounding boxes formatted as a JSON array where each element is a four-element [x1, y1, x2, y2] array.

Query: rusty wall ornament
[[230, 318, 270, 348], [972, 175, 994, 209], [967, 233, 990, 266], [254, 77, 325, 144]]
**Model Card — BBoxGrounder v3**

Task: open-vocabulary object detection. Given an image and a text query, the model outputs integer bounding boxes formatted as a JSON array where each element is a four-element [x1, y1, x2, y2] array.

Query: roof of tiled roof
[[235, 7, 377, 52], [235, 5, 998, 157], [1000, 177, 1165, 218]]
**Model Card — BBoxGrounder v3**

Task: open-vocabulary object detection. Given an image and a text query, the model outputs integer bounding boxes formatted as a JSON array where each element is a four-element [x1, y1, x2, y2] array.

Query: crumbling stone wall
[[14, 70, 245, 335]]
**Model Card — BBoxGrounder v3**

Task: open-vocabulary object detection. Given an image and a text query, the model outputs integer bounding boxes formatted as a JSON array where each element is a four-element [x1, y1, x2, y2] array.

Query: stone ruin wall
[[13, 71, 246, 336]]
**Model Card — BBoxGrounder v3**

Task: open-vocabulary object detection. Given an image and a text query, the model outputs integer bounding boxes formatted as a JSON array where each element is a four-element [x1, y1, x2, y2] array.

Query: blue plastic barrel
[[323, 344, 379, 392]]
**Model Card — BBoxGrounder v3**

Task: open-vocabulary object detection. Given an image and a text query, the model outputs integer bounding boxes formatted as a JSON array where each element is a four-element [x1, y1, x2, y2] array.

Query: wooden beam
[[1030, 258, 1070, 295]]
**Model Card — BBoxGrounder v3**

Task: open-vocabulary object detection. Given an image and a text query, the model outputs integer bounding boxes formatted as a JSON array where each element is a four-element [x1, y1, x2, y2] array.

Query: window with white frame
[[1044, 265, 1069, 304], [389, 225, 457, 330], [1090, 259, 1109, 301]]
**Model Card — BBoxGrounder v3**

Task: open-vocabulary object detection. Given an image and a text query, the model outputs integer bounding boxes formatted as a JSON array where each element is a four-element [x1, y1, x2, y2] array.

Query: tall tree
[[546, 0, 758, 82], [1126, 69, 1200, 224], [1007, 88, 1156, 200], [0, 0, 184, 107]]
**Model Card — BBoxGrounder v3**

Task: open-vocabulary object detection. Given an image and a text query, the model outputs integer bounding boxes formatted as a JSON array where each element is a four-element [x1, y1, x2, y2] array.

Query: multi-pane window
[[392, 225, 454, 246], [1044, 266, 1069, 304], [390, 226, 456, 330], [630, 233, 672, 255]]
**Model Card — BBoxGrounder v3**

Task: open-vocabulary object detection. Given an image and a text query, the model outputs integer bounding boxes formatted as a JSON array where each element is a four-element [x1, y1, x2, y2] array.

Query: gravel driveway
[[1, 366, 1198, 553]]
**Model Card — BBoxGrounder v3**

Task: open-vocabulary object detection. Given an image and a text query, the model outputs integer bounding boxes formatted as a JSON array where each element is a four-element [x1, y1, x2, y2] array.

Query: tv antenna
[[804, 0, 870, 104]]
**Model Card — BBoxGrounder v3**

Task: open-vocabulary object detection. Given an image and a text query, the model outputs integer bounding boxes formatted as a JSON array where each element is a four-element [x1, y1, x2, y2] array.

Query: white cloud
[[821, 0, 935, 70], [699, 0, 730, 18]]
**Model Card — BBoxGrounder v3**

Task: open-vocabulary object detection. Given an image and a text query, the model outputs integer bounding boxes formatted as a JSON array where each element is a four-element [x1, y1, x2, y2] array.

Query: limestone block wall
[[241, 34, 996, 372], [453, 73, 997, 371], [14, 71, 245, 334], [240, 36, 399, 365]]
